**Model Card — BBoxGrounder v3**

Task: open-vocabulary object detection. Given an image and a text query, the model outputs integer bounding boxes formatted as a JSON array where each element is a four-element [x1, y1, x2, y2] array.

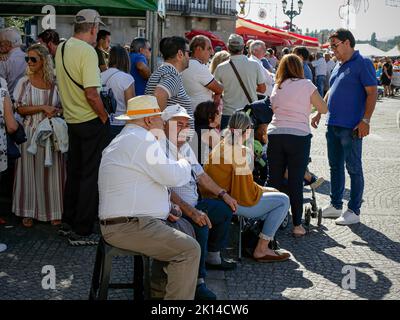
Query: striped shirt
[[145, 63, 194, 129]]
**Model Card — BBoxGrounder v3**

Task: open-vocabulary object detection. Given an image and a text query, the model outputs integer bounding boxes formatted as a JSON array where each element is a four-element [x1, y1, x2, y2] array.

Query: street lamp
[[282, 0, 303, 32]]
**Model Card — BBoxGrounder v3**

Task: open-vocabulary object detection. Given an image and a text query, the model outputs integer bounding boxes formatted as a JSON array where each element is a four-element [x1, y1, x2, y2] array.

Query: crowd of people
[[0, 8, 378, 300], [373, 56, 399, 97]]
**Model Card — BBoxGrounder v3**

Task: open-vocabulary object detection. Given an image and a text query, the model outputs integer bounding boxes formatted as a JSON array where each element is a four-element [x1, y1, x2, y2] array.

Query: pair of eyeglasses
[[329, 41, 343, 50], [25, 56, 38, 63]]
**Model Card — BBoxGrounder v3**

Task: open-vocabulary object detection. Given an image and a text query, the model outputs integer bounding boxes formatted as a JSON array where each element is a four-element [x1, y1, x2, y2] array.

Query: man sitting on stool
[[98, 95, 200, 300], [160, 104, 238, 300]]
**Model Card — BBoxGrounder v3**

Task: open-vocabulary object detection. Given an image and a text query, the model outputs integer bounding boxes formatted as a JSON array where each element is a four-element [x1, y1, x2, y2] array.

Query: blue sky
[[239, 0, 400, 40]]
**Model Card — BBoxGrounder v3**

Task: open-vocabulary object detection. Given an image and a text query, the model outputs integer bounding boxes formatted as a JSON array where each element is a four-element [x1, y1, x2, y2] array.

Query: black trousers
[[267, 134, 311, 227], [63, 117, 110, 236]]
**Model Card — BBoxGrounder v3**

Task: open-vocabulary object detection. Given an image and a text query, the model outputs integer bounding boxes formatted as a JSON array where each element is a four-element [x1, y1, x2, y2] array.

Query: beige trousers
[[100, 216, 200, 300]]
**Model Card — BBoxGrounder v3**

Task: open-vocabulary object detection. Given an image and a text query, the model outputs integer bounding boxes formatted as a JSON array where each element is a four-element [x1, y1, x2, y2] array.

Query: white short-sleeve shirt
[[182, 59, 215, 111], [101, 68, 135, 126]]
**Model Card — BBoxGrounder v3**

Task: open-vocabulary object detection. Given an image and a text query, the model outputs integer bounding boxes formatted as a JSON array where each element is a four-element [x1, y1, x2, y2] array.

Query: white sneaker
[[321, 205, 343, 218], [335, 209, 360, 226]]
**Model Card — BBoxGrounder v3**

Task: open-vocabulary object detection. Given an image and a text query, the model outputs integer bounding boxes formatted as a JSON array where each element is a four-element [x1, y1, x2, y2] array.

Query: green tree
[[5, 16, 32, 32], [370, 32, 378, 47]]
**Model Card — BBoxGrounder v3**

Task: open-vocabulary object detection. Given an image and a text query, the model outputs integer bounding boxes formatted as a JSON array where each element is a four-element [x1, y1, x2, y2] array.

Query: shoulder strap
[[229, 60, 253, 104], [61, 41, 84, 91]]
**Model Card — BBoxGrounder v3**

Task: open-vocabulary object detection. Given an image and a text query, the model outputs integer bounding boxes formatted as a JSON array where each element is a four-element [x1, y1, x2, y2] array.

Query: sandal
[[22, 218, 33, 228], [51, 220, 62, 226]]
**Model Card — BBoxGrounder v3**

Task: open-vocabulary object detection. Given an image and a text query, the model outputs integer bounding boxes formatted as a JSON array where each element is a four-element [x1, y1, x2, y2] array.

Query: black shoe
[[68, 232, 99, 246], [195, 283, 217, 300], [206, 258, 237, 271], [58, 223, 72, 237]]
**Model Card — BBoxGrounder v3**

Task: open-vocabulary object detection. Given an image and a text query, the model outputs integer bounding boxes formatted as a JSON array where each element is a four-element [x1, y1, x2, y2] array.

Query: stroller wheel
[[304, 207, 312, 227], [280, 212, 290, 230], [317, 208, 323, 226]]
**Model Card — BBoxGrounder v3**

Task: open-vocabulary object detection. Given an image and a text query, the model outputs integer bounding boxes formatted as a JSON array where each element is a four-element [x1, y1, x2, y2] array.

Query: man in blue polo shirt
[[129, 37, 151, 96], [311, 29, 377, 226]]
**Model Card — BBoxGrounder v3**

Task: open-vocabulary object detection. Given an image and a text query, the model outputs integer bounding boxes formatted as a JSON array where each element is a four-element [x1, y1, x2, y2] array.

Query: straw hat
[[115, 95, 163, 120]]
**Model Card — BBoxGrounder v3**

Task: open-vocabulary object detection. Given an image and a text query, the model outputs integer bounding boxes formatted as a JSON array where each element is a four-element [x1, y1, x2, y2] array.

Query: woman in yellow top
[[202, 112, 291, 263]]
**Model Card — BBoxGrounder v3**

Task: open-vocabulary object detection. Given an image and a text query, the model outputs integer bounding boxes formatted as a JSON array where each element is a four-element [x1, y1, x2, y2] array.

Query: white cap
[[161, 104, 192, 122]]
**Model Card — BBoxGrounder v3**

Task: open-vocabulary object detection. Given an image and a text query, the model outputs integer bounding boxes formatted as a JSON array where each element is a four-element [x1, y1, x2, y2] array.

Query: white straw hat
[[115, 95, 163, 120]]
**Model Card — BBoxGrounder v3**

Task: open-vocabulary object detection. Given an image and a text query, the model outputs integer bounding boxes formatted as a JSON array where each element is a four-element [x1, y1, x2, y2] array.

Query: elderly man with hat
[[98, 95, 200, 300], [56, 9, 111, 246], [214, 34, 266, 129], [159, 104, 238, 300]]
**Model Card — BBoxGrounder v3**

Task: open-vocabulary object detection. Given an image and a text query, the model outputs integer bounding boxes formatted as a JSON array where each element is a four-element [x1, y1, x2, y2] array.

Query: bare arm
[[363, 86, 377, 120], [355, 86, 377, 138], [153, 86, 169, 110], [311, 90, 330, 129], [84, 87, 109, 124], [136, 61, 151, 80], [205, 79, 223, 95], [310, 90, 328, 114], [257, 83, 266, 94], [124, 84, 135, 105], [3, 94, 18, 133]]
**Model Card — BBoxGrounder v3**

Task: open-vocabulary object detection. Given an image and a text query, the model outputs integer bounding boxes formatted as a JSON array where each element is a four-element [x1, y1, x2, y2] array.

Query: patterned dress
[[0, 88, 8, 173], [12, 76, 66, 222]]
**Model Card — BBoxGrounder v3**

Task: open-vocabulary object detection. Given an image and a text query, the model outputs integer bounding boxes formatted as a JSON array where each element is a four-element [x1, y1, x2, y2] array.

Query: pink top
[[269, 79, 317, 134]]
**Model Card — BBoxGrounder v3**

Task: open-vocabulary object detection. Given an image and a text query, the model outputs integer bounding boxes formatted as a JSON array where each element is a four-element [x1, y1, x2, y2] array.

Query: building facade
[[164, 0, 236, 42]]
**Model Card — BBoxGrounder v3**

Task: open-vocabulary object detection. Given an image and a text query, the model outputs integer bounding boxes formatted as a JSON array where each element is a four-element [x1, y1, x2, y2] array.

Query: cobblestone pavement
[[0, 96, 399, 300]]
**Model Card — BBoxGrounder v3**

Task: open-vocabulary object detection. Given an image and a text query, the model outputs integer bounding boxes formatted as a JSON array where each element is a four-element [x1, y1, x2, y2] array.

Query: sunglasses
[[329, 41, 343, 50], [25, 56, 39, 63]]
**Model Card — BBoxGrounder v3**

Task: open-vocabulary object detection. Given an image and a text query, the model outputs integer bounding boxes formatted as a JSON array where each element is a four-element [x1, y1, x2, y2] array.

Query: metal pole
[[290, 0, 294, 31]]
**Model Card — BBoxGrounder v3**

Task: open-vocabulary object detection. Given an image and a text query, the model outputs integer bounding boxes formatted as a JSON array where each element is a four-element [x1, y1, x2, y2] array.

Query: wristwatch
[[362, 118, 370, 125], [217, 189, 227, 199]]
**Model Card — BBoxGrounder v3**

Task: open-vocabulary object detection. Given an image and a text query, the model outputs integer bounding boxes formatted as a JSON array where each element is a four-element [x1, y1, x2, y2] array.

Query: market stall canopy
[[236, 18, 319, 48], [0, 0, 158, 17], [355, 44, 386, 57], [288, 32, 319, 47], [185, 30, 227, 51], [386, 45, 400, 57]]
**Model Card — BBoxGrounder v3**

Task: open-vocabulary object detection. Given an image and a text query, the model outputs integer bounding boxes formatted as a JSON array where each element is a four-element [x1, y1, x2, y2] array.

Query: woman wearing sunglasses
[[13, 44, 64, 228], [201, 111, 292, 263]]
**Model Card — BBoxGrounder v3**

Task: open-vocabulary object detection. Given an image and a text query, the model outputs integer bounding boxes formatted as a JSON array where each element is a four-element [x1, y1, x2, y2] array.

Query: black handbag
[[7, 122, 27, 159]]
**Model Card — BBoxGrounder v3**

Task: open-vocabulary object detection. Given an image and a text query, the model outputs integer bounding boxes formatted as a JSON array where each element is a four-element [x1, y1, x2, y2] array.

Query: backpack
[[100, 71, 119, 115]]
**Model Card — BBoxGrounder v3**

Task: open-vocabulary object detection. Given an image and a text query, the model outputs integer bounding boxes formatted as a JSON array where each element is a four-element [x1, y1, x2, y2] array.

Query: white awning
[[355, 44, 386, 57]]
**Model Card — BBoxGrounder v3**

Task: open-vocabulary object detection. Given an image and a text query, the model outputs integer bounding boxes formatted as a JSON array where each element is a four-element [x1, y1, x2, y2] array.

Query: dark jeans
[[183, 199, 233, 279], [267, 134, 311, 227], [63, 117, 110, 236], [326, 125, 364, 214]]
